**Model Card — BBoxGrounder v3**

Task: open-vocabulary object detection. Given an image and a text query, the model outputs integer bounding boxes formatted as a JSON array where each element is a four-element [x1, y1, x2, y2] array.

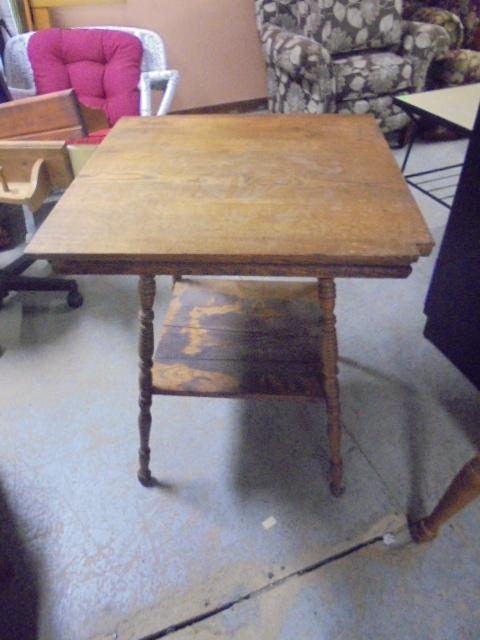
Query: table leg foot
[[408, 517, 437, 544], [137, 465, 153, 487], [318, 278, 344, 495], [409, 454, 480, 543], [138, 275, 156, 486], [329, 461, 345, 497]]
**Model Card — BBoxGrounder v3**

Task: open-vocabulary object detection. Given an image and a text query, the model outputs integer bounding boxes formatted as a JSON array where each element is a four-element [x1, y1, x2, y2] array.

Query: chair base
[[0, 255, 83, 309]]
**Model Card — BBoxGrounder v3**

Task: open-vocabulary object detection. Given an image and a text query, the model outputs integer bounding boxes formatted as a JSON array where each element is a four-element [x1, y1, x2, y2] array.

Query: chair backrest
[[4, 26, 169, 97], [256, 0, 404, 55], [27, 28, 143, 126], [255, 0, 308, 32], [405, 0, 479, 48]]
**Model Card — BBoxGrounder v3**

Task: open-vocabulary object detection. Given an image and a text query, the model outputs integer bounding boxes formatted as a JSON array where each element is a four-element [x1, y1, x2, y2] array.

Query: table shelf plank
[[152, 279, 324, 399]]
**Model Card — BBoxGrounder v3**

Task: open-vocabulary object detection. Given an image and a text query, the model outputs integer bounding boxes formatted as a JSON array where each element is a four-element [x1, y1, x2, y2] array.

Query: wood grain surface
[[152, 279, 325, 398], [0, 141, 75, 212], [26, 114, 433, 272], [0, 90, 86, 142], [0, 141, 73, 189], [0, 158, 51, 212]]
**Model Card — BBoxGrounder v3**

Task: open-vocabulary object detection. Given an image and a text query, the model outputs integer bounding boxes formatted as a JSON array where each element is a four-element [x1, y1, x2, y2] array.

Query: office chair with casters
[[0, 248, 83, 310], [0, 136, 83, 310]]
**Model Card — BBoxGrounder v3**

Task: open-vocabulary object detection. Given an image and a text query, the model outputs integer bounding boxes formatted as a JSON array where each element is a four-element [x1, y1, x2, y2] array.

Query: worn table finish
[[26, 114, 433, 495]]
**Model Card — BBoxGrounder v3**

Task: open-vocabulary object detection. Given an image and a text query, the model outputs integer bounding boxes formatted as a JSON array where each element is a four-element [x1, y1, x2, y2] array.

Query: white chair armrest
[[8, 87, 37, 100], [139, 69, 179, 116]]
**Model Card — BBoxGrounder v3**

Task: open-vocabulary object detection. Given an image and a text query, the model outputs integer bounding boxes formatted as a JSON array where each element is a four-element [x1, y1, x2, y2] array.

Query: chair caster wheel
[[67, 289, 83, 308]]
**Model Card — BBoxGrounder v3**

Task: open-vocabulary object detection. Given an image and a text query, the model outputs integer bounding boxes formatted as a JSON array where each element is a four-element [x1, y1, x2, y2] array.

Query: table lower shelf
[[152, 278, 325, 399]]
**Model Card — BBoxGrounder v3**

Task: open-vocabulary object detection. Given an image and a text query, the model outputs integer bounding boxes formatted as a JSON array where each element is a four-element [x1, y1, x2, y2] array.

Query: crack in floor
[[139, 535, 383, 639], [342, 422, 404, 513]]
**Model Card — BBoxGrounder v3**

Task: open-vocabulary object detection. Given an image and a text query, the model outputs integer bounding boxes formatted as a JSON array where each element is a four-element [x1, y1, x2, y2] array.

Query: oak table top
[[26, 114, 433, 275]]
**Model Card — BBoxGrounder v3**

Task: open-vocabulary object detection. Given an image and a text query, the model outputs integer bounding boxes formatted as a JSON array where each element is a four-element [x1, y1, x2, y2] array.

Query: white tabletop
[[396, 83, 480, 133]]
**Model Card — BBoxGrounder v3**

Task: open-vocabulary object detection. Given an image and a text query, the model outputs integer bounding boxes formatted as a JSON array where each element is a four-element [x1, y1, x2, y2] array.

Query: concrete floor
[[0, 136, 479, 640]]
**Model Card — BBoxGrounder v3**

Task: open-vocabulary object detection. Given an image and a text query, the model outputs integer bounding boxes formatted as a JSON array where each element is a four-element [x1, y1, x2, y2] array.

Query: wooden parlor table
[[25, 114, 434, 496]]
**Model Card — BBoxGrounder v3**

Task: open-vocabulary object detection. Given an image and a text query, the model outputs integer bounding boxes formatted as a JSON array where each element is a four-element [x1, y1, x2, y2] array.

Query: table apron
[[50, 260, 412, 279]]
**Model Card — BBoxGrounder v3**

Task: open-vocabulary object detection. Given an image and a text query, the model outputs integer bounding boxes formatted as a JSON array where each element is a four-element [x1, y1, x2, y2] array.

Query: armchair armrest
[[410, 7, 464, 49], [139, 69, 180, 117], [259, 25, 331, 82], [402, 20, 451, 91]]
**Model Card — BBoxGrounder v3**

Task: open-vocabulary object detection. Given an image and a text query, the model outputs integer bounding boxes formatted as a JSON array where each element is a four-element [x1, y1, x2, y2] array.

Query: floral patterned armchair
[[255, 0, 450, 134], [403, 0, 480, 85]]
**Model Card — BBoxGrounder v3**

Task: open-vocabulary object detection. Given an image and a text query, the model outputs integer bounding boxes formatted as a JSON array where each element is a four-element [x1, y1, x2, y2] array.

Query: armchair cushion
[[27, 28, 143, 126], [436, 47, 480, 82], [333, 51, 412, 100], [73, 128, 110, 145], [305, 0, 403, 54]]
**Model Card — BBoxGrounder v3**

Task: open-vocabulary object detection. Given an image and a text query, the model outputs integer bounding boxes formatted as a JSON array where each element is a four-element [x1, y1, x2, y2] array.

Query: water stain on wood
[[152, 279, 325, 399]]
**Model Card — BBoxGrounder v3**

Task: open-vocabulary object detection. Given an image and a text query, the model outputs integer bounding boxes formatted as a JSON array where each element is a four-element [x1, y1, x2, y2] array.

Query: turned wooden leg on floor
[[318, 278, 344, 496], [171, 273, 182, 289], [409, 453, 480, 543], [138, 274, 156, 486]]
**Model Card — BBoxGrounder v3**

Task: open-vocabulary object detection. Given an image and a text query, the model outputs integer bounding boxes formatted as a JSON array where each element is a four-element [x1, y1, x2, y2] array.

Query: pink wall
[[51, 0, 268, 112]]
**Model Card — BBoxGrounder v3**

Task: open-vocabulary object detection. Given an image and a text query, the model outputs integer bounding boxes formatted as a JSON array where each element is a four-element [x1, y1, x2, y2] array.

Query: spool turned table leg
[[172, 273, 182, 289], [138, 275, 156, 486], [318, 278, 344, 497], [409, 453, 480, 543]]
